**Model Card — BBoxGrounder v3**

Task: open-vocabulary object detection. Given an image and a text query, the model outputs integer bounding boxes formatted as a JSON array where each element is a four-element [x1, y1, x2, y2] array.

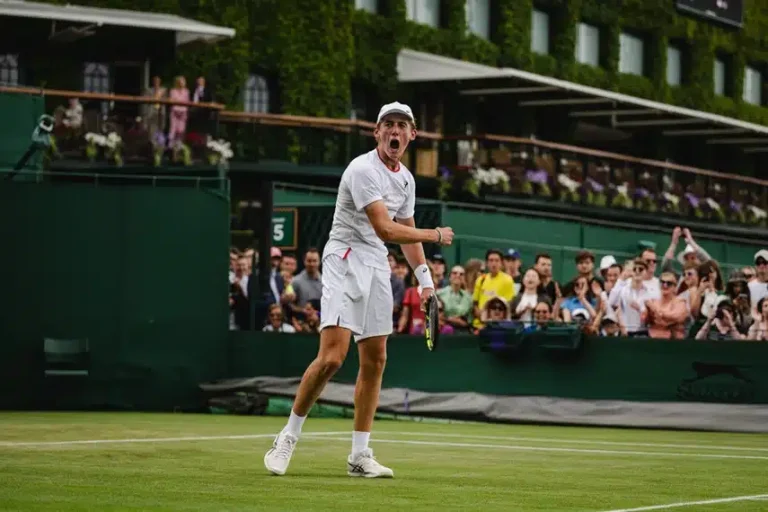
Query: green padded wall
[[230, 333, 768, 405], [0, 93, 44, 170], [0, 178, 230, 410]]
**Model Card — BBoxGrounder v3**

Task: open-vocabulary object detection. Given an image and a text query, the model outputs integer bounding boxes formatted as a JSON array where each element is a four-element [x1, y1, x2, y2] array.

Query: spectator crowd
[[229, 228, 768, 341]]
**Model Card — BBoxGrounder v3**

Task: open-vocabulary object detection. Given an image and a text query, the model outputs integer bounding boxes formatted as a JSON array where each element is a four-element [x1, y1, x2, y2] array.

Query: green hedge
[[33, 0, 768, 125], [350, 0, 768, 126]]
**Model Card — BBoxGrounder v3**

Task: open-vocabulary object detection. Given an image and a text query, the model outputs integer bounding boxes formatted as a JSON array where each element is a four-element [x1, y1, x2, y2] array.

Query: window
[[531, 10, 550, 55], [714, 58, 725, 96], [354, 0, 376, 14], [619, 33, 644, 75], [666, 46, 681, 86], [244, 74, 269, 113], [466, 0, 490, 39], [744, 66, 762, 105], [0, 54, 19, 86], [83, 62, 109, 93], [575, 23, 599, 67], [406, 0, 439, 28]]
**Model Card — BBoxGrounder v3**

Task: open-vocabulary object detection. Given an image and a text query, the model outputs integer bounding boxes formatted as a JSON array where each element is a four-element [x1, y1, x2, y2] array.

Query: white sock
[[352, 431, 370, 456], [283, 410, 306, 437]]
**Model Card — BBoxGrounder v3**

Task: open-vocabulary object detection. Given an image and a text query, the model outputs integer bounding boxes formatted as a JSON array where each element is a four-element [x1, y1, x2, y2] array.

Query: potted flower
[[463, 167, 511, 198], [522, 169, 552, 198], [104, 132, 123, 167], [206, 137, 234, 170], [172, 140, 192, 166], [84, 132, 105, 162], [610, 182, 634, 209]]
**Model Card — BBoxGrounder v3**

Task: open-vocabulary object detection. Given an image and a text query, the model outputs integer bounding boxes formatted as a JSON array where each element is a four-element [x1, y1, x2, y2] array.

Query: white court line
[[2, 432, 768, 461], [0, 431, 348, 447], [303, 437, 768, 461], [597, 493, 768, 512], [374, 431, 768, 453]]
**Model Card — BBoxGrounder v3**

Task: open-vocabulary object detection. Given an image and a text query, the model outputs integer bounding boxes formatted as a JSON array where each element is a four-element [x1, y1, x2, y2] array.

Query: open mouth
[[389, 139, 400, 150]]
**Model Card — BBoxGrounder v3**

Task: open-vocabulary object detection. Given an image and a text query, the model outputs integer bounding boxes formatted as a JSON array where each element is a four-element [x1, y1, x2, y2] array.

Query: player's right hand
[[436, 226, 454, 246]]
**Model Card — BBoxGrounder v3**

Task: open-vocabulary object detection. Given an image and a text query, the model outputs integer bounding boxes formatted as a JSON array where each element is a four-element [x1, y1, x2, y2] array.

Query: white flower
[[207, 138, 233, 161], [662, 175, 673, 189], [662, 192, 680, 206], [557, 173, 580, 192], [705, 198, 721, 211], [616, 182, 629, 196], [748, 205, 767, 220]]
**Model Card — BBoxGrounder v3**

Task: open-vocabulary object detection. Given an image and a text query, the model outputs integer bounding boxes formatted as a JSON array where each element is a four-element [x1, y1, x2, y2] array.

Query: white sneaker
[[264, 431, 298, 476], [347, 448, 394, 478]]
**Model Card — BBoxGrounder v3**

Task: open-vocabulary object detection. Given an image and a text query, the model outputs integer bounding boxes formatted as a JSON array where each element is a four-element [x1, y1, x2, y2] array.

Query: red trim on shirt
[[342, 248, 352, 260], [376, 148, 401, 173]]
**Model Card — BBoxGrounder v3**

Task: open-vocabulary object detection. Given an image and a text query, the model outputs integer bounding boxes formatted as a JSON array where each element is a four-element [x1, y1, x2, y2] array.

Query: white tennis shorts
[[319, 250, 393, 342]]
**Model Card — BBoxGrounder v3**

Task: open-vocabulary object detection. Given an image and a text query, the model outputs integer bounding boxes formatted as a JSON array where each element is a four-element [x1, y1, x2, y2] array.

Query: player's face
[[375, 114, 416, 163]]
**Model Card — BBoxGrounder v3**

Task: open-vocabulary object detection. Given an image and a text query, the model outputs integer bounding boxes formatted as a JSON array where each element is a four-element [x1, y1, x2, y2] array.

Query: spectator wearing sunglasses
[[747, 297, 768, 341], [263, 304, 297, 333], [748, 250, 768, 318], [437, 265, 473, 331], [480, 297, 509, 325], [533, 299, 553, 329], [742, 266, 757, 284], [643, 272, 688, 339], [608, 258, 653, 336]]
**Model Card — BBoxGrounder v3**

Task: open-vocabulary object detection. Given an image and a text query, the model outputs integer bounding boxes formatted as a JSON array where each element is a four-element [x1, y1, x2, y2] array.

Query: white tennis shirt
[[323, 149, 416, 270]]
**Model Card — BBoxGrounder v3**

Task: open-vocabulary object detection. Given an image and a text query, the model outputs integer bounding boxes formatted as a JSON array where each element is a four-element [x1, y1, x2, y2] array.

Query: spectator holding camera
[[643, 271, 688, 339], [726, 270, 753, 335], [697, 260, 725, 320], [747, 297, 768, 341], [661, 227, 711, 280], [695, 296, 744, 340]]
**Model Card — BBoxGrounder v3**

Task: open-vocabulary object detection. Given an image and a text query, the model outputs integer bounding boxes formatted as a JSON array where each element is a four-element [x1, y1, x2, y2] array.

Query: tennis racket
[[424, 294, 440, 352]]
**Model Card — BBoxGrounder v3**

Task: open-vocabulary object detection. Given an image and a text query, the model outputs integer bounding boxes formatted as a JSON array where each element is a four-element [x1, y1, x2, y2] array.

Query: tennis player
[[264, 102, 454, 478]]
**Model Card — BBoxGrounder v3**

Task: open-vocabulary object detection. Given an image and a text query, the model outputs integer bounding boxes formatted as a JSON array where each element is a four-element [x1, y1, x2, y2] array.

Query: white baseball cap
[[755, 249, 768, 263], [377, 102, 415, 124], [599, 255, 617, 271], [676, 244, 697, 265]]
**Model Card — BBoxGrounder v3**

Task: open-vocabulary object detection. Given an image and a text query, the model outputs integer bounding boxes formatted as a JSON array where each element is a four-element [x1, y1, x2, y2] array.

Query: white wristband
[[415, 263, 434, 290]]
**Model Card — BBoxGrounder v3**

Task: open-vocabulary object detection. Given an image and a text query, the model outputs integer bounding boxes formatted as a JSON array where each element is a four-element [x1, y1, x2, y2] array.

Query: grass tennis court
[[1, 412, 766, 511]]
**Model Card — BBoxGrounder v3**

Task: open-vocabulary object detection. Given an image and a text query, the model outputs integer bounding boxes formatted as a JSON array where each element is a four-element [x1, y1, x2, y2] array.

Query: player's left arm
[[397, 216, 428, 275]]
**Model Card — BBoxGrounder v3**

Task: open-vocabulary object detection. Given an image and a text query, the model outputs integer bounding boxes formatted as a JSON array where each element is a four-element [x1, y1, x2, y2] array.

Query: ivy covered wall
[[29, 0, 768, 126]]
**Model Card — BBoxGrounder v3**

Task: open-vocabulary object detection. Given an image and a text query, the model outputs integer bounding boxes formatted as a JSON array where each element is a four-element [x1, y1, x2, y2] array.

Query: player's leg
[[347, 267, 394, 478], [292, 326, 352, 417], [264, 326, 352, 476], [265, 253, 361, 476]]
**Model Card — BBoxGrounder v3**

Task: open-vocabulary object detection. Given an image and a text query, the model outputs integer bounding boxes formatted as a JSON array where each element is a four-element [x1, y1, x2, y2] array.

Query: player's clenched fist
[[435, 226, 454, 246]]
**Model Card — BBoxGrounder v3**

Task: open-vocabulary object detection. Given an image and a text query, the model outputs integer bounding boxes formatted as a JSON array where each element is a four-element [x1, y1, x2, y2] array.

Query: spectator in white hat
[[599, 255, 621, 294], [749, 249, 768, 317], [661, 227, 711, 276]]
